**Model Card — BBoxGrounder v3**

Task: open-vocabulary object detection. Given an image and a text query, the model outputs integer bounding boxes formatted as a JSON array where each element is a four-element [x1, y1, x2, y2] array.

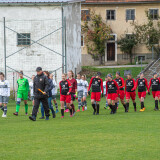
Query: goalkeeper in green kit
[[13, 71, 29, 116]]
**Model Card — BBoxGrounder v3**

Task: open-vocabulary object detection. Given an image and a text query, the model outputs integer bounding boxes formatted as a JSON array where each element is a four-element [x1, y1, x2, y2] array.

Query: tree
[[82, 11, 112, 65], [132, 11, 160, 57], [118, 35, 137, 64]]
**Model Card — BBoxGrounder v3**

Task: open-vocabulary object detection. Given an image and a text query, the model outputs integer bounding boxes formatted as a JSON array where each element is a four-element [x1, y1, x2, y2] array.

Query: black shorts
[[70, 93, 75, 101]]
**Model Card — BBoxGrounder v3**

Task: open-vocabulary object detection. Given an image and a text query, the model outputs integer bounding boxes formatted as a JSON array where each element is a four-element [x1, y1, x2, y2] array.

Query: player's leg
[[13, 91, 22, 115], [95, 92, 101, 115], [112, 99, 116, 114], [126, 92, 131, 112], [39, 102, 45, 119], [23, 91, 29, 115], [53, 95, 59, 113], [131, 92, 136, 112], [119, 90, 126, 111], [48, 97, 56, 118], [154, 92, 159, 110], [91, 92, 96, 115], [60, 101, 65, 118], [83, 92, 87, 110], [77, 91, 81, 112], [66, 95, 72, 117], [2, 96, 9, 117], [70, 93, 76, 115], [0, 96, 3, 111], [41, 98, 50, 120]]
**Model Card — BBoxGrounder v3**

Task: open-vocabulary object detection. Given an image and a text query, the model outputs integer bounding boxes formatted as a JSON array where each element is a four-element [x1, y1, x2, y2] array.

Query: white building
[[0, 0, 83, 89]]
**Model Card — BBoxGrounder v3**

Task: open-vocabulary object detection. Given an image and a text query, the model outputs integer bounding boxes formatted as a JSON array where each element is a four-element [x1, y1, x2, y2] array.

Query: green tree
[[118, 35, 137, 64], [82, 11, 112, 65], [132, 11, 160, 57]]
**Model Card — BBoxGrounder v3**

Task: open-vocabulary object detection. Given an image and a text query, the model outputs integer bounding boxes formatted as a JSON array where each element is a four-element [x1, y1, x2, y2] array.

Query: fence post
[[3, 17, 7, 79], [75, 68, 77, 78]]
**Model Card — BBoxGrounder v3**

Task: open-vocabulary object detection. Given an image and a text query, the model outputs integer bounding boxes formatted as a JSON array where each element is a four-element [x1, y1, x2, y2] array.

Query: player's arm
[[59, 82, 62, 94], [88, 77, 93, 92], [145, 78, 149, 92], [132, 79, 138, 91], [148, 79, 152, 89], [105, 81, 108, 94], [114, 80, 119, 94], [7, 80, 10, 97], [119, 78, 125, 89], [100, 78, 103, 94], [44, 77, 49, 93], [67, 80, 72, 94], [125, 80, 126, 94], [75, 80, 77, 93]]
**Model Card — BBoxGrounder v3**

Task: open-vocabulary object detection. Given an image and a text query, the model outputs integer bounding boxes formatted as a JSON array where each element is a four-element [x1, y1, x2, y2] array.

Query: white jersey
[[76, 79, 84, 92], [51, 79, 57, 95], [29, 81, 34, 97], [0, 80, 10, 97], [82, 80, 89, 93], [103, 81, 106, 95]]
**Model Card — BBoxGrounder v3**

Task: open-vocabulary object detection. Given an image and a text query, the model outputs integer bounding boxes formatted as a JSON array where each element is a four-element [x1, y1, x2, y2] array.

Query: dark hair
[[19, 70, 23, 75], [43, 71, 50, 78], [0, 72, 4, 77], [68, 70, 74, 78]]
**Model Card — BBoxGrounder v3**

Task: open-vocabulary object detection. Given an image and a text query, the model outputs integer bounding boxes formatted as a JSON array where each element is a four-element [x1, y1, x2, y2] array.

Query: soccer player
[[13, 71, 29, 116], [40, 71, 56, 119], [29, 75, 35, 112], [125, 73, 136, 112], [114, 71, 127, 112], [0, 72, 10, 117], [148, 72, 160, 111], [103, 76, 109, 109], [106, 74, 119, 114], [59, 73, 73, 118], [133, 72, 149, 112], [29, 67, 50, 121], [50, 73, 58, 113], [88, 72, 103, 115], [68, 70, 77, 116], [76, 73, 84, 112], [82, 74, 88, 110]]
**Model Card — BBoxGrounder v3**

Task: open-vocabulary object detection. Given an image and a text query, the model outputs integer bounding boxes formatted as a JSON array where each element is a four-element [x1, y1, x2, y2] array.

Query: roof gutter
[[82, 1, 160, 4]]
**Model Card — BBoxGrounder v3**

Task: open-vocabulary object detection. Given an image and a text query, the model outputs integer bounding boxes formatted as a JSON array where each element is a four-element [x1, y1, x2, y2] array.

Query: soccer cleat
[[110, 110, 113, 114], [140, 109, 144, 112], [61, 116, 64, 118], [2, 113, 7, 118], [29, 115, 36, 121], [52, 111, 56, 118], [93, 111, 96, 115], [143, 107, 145, 111], [70, 115, 73, 117], [45, 116, 49, 120], [39, 116, 45, 119], [96, 113, 99, 115], [76, 109, 80, 112], [134, 107, 137, 112], [104, 107, 106, 109], [25, 113, 28, 115], [154, 108, 158, 111], [82, 106, 85, 111], [64, 109, 69, 113], [56, 109, 59, 114], [13, 112, 18, 116], [85, 107, 87, 110]]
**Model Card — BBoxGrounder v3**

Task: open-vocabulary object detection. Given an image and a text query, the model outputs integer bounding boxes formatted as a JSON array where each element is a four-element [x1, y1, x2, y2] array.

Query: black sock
[[115, 103, 117, 108], [1, 107, 4, 111], [4, 106, 7, 115], [92, 104, 96, 112], [133, 103, 136, 109], [141, 102, 144, 109], [97, 104, 99, 113], [126, 103, 129, 111], [155, 100, 158, 109], [123, 104, 126, 109], [109, 104, 113, 111], [113, 105, 116, 113], [61, 109, 64, 116], [69, 108, 72, 115]]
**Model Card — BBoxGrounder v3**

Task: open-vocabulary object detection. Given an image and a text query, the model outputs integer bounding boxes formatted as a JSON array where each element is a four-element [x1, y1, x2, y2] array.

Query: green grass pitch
[[0, 93, 160, 160]]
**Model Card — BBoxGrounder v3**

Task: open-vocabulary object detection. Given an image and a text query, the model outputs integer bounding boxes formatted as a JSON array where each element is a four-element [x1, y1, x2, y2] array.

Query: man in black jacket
[[29, 67, 50, 121]]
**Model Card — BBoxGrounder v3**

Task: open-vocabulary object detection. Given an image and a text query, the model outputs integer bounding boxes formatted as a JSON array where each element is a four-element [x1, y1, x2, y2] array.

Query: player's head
[[77, 73, 81, 80], [116, 71, 120, 78], [153, 72, 157, 79], [43, 71, 50, 79], [105, 76, 108, 81], [127, 73, 132, 79], [31, 75, 35, 81], [62, 73, 66, 81], [64, 73, 67, 79], [107, 73, 112, 81], [19, 70, 23, 79], [96, 72, 101, 78], [139, 72, 144, 79], [0, 72, 5, 80], [50, 73, 53, 80], [36, 67, 43, 75], [81, 74, 86, 80], [68, 70, 74, 78]]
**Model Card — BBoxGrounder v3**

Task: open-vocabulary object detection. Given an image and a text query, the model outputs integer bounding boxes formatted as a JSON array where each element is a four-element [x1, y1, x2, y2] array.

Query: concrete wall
[[81, 3, 160, 65], [64, 2, 81, 74]]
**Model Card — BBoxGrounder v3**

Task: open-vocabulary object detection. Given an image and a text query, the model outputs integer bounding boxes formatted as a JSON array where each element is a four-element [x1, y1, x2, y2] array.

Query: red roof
[[83, 0, 160, 3]]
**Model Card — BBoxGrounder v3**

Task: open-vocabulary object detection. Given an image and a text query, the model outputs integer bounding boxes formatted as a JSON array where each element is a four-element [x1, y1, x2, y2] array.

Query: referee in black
[[29, 67, 50, 121]]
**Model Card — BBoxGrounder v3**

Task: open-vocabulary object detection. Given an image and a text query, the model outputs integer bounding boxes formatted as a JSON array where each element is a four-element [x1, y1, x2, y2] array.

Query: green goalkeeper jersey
[[17, 78, 29, 92]]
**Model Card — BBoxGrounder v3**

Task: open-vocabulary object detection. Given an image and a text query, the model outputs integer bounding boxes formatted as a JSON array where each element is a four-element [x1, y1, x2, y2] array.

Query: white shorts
[[0, 96, 9, 104]]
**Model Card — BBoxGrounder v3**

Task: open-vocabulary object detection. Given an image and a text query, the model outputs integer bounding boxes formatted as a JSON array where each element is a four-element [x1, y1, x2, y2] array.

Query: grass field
[[1, 66, 160, 160]]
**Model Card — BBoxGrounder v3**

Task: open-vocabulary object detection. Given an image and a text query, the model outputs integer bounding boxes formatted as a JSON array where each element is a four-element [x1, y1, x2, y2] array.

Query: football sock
[[141, 102, 144, 109], [25, 104, 28, 113], [61, 109, 64, 116], [16, 104, 20, 113], [126, 103, 129, 111], [69, 109, 72, 115], [92, 104, 96, 112], [4, 106, 7, 115], [133, 103, 136, 110], [97, 104, 99, 113], [155, 100, 158, 109]]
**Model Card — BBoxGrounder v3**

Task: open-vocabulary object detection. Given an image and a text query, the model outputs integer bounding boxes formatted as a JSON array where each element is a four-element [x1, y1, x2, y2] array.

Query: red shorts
[[138, 91, 146, 99], [60, 94, 71, 103], [91, 92, 101, 101], [152, 91, 160, 98], [119, 90, 125, 100], [126, 91, 136, 100], [107, 93, 117, 100]]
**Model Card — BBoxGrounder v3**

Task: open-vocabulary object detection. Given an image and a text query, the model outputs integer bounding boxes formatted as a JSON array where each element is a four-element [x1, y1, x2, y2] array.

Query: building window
[[126, 9, 135, 21], [81, 10, 90, 21], [126, 34, 134, 39], [81, 35, 84, 47], [149, 9, 159, 20], [17, 33, 31, 46], [138, 56, 145, 61], [106, 10, 116, 20]]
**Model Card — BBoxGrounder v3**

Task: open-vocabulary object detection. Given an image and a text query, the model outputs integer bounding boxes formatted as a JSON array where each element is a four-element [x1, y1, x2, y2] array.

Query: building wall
[[81, 3, 160, 65], [64, 2, 81, 74]]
